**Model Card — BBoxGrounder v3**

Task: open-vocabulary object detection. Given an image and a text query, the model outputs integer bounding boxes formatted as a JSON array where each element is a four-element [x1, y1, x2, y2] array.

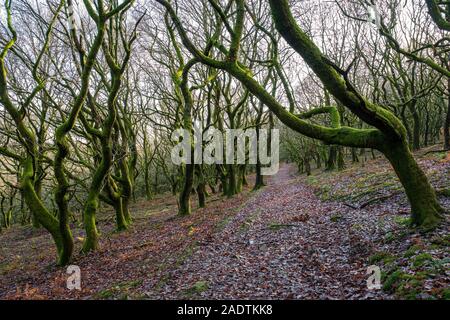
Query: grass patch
[[94, 279, 143, 300], [382, 269, 423, 299], [216, 216, 232, 232], [267, 223, 296, 231], [330, 214, 343, 222], [154, 242, 198, 291], [239, 210, 260, 232], [396, 277, 423, 300], [431, 234, 450, 247], [394, 216, 411, 227], [0, 259, 21, 276], [382, 270, 403, 292], [368, 251, 395, 265], [183, 280, 209, 298], [404, 244, 422, 258], [412, 253, 433, 268], [383, 230, 409, 244], [442, 288, 450, 300]]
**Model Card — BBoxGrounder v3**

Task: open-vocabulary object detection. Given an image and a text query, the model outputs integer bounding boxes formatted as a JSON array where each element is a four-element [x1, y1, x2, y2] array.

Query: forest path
[[154, 164, 386, 299]]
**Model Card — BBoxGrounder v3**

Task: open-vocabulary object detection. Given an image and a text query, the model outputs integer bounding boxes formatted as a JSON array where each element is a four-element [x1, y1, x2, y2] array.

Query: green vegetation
[[369, 251, 395, 265], [0, 0, 448, 302], [94, 280, 143, 300], [330, 214, 343, 222], [183, 280, 210, 297]]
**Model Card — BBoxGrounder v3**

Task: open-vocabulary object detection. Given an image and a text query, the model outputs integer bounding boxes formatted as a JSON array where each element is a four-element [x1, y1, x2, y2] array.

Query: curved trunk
[[82, 73, 122, 252], [54, 138, 75, 265], [21, 157, 67, 264], [381, 140, 444, 229], [82, 158, 110, 252]]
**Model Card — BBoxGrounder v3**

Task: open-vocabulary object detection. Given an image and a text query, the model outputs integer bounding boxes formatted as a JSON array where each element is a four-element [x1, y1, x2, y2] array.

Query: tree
[[0, 0, 135, 264], [156, 0, 444, 229]]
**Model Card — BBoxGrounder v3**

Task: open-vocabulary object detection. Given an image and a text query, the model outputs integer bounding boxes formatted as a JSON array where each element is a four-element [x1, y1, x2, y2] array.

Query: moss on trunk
[[114, 199, 128, 232], [381, 141, 444, 229]]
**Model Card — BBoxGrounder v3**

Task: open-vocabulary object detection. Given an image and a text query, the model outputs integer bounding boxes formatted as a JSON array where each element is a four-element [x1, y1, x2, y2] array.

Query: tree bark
[[382, 141, 444, 229]]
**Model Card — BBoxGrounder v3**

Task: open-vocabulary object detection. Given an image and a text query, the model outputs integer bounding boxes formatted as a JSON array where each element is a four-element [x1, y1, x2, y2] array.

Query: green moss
[[384, 230, 409, 244], [391, 261, 449, 299], [268, 224, 285, 231], [368, 251, 395, 264], [442, 288, 450, 300], [216, 216, 232, 231], [431, 234, 450, 247], [330, 214, 342, 222], [432, 152, 447, 160], [394, 271, 437, 299], [440, 188, 450, 197], [94, 279, 143, 299], [96, 288, 114, 299], [183, 280, 209, 297], [383, 270, 403, 292], [396, 279, 422, 300], [413, 253, 433, 268], [384, 232, 395, 243], [306, 176, 318, 185], [0, 260, 20, 275], [382, 269, 426, 298], [404, 245, 422, 258], [394, 216, 412, 227], [192, 280, 209, 292], [414, 271, 431, 280], [351, 223, 363, 231]]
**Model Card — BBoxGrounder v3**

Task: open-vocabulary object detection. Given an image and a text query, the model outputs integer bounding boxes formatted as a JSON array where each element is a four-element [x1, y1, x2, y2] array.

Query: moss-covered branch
[[296, 106, 341, 129], [426, 0, 450, 31], [268, 0, 407, 140], [157, 0, 444, 229]]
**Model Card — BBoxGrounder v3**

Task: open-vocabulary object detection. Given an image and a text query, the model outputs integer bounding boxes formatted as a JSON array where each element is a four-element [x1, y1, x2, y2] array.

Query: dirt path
[[1, 156, 447, 299], [150, 164, 389, 299]]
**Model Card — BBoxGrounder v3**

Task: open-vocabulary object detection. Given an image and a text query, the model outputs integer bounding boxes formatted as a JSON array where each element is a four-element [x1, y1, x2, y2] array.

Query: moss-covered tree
[[156, 0, 445, 229]]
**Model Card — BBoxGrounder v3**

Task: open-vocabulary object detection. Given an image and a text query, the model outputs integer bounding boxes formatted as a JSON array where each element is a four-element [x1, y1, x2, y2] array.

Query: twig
[[345, 193, 398, 209]]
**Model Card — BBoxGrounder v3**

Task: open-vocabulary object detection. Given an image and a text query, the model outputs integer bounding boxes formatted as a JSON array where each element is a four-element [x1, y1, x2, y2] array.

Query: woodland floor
[[0, 147, 449, 300]]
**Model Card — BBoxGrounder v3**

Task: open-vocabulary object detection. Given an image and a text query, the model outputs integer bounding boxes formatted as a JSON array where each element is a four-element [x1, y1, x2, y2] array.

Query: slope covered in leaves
[[0, 150, 448, 299], [150, 154, 449, 299]]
